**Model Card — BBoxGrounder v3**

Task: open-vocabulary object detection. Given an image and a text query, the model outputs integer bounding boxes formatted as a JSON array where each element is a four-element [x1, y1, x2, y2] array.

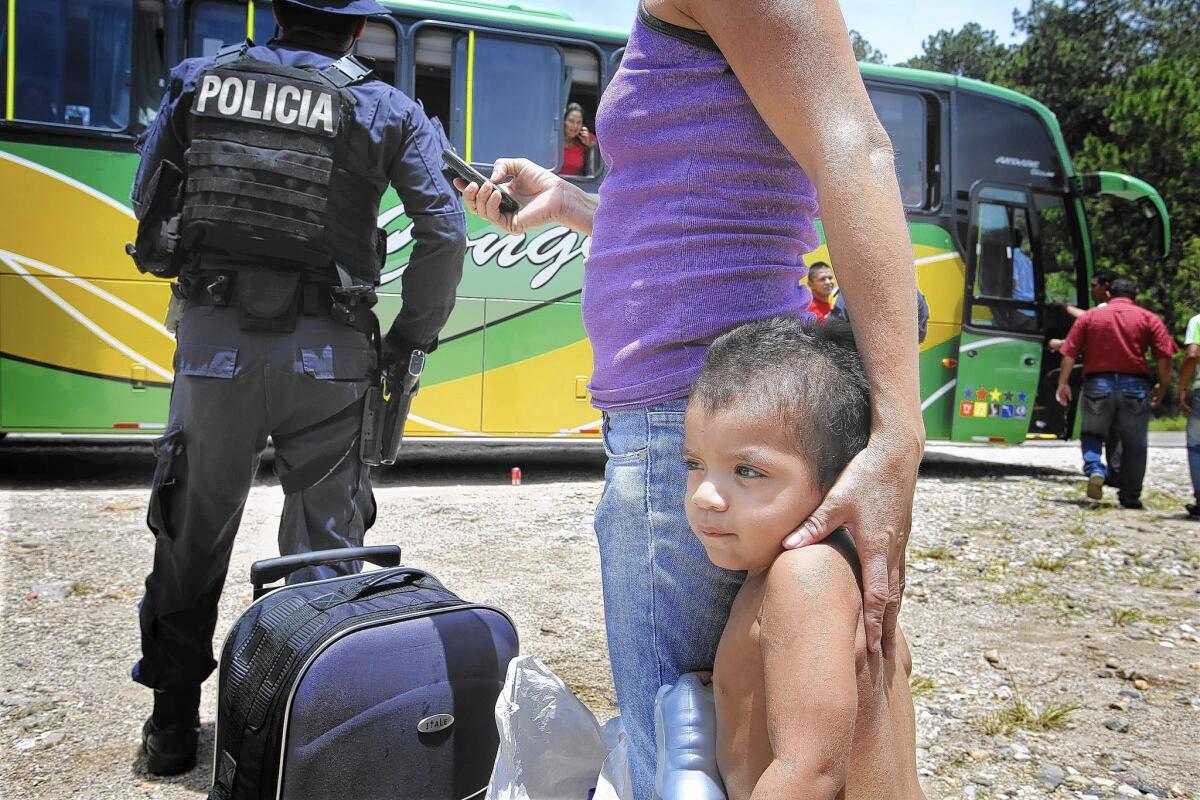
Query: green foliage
[[899, 1, 1200, 388], [900, 23, 1011, 80], [850, 29, 886, 64]]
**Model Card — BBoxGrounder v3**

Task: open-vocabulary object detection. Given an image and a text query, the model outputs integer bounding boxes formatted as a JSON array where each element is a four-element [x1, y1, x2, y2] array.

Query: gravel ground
[[1, 437, 1197, 799]]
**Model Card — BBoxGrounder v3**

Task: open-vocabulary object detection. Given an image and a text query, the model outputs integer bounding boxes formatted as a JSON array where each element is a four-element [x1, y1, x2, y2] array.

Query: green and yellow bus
[[0, 0, 1169, 444]]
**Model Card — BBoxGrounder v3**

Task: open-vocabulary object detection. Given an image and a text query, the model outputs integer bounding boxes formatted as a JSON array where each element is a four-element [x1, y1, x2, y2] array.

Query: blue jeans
[[1187, 388, 1200, 504], [1079, 374, 1151, 503], [595, 398, 745, 800]]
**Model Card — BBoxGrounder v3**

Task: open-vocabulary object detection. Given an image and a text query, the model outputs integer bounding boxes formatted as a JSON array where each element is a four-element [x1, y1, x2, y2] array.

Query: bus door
[[951, 184, 1045, 444], [1028, 192, 1088, 439]]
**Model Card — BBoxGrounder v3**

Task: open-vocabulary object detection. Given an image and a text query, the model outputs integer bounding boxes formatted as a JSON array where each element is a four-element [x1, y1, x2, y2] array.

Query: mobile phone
[[442, 149, 519, 214]]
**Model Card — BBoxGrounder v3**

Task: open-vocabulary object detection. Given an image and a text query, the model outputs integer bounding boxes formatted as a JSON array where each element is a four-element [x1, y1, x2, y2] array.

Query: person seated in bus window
[[683, 316, 924, 800], [559, 102, 597, 177], [1012, 229, 1035, 317], [803, 261, 836, 320]]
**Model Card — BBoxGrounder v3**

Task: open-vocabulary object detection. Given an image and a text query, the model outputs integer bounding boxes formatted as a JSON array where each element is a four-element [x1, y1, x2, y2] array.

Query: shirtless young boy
[[682, 316, 924, 800]]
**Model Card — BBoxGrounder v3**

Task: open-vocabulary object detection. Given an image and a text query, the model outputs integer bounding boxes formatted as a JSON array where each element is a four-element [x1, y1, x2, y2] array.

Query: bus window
[[10, 0, 135, 129], [189, 0, 276, 57], [869, 88, 934, 209], [1035, 194, 1081, 308], [413, 29, 454, 137], [560, 47, 601, 180], [969, 186, 1038, 331], [451, 34, 564, 169], [354, 21, 397, 87], [133, 0, 166, 131]]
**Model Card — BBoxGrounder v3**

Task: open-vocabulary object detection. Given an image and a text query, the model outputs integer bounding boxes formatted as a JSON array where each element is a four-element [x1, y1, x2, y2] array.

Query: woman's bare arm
[[678, 0, 924, 656]]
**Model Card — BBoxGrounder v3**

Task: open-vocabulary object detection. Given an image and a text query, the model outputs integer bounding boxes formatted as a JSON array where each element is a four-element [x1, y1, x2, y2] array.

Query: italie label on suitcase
[[209, 566, 518, 800]]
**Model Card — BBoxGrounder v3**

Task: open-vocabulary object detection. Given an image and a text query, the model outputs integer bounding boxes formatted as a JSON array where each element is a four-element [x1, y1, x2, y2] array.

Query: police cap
[[276, 0, 391, 16]]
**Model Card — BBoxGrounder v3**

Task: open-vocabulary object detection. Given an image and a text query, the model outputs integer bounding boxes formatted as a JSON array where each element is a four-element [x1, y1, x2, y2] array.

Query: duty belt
[[175, 272, 338, 316]]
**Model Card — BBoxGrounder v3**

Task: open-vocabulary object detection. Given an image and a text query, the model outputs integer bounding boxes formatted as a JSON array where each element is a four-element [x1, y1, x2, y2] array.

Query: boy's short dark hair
[[1093, 269, 1121, 287], [808, 262, 833, 274], [1108, 277, 1138, 299], [692, 315, 871, 492], [274, 2, 363, 41]]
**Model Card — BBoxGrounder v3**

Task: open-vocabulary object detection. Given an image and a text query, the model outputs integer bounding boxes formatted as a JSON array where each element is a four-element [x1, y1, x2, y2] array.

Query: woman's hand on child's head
[[782, 436, 920, 661]]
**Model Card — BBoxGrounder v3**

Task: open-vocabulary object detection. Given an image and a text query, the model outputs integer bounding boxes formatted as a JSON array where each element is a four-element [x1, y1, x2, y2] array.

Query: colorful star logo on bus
[[1017, 392, 1029, 403], [964, 388, 975, 400], [976, 387, 988, 401], [1004, 391, 1014, 402], [990, 388, 1002, 402]]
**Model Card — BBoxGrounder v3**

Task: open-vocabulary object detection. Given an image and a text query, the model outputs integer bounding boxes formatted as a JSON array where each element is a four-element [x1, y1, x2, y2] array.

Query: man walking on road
[[129, 0, 466, 775], [1055, 278, 1177, 508], [1181, 311, 1200, 519]]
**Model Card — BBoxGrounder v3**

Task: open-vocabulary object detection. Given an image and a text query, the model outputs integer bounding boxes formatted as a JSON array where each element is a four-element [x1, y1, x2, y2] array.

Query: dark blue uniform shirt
[[133, 39, 467, 354]]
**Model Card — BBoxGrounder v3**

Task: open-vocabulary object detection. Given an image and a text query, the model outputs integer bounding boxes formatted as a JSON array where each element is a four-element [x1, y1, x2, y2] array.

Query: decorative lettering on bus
[[379, 205, 590, 291], [995, 155, 1056, 179]]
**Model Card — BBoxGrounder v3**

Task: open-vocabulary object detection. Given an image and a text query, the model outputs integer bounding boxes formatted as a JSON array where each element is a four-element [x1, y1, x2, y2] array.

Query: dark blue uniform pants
[[134, 305, 377, 691]]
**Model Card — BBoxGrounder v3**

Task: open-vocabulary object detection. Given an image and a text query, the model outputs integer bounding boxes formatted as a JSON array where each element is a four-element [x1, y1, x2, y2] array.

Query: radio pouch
[[236, 269, 302, 332]]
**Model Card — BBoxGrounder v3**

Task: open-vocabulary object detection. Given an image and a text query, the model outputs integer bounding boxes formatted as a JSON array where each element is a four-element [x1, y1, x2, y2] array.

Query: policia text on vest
[[194, 71, 338, 132]]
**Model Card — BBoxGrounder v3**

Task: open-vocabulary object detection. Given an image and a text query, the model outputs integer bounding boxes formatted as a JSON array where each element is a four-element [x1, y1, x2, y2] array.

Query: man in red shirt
[[1055, 278, 1178, 508], [805, 261, 836, 320]]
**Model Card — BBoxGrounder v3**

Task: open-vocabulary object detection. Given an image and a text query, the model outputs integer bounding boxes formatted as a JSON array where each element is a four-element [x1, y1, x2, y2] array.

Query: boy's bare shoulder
[[761, 530, 863, 618]]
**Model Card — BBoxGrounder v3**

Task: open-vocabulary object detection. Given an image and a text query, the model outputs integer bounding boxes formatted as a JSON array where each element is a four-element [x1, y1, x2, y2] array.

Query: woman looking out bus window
[[457, 1, 923, 796], [559, 102, 597, 177]]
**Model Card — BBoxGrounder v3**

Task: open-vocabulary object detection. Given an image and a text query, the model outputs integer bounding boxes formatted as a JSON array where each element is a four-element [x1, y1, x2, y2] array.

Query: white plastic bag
[[486, 656, 632, 800]]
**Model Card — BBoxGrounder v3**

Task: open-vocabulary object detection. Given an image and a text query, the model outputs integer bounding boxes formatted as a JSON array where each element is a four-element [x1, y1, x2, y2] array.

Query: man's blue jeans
[[596, 398, 745, 800], [1187, 388, 1200, 504], [1079, 374, 1151, 504]]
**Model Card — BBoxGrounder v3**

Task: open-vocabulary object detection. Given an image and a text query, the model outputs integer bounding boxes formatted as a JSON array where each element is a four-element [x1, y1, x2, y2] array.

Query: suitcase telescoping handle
[[250, 545, 402, 595]]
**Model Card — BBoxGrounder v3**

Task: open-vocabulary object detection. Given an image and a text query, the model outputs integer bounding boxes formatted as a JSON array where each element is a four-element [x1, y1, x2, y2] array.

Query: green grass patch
[[1137, 572, 1175, 589], [909, 674, 935, 697], [975, 693, 1079, 736], [1141, 490, 1187, 511], [1149, 415, 1187, 432], [1080, 534, 1119, 549], [1110, 607, 1143, 626], [1032, 556, 1068, 572], [1002, 581, 1049, 605], [914, 545, 955, 561]]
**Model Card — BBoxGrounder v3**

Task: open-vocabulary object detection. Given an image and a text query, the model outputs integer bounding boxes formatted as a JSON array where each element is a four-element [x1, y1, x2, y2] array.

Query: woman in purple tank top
[[458, 1, 923, 796]]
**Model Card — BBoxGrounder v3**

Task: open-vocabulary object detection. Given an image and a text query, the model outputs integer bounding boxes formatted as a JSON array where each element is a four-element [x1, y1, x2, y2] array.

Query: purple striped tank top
[[582, 4, 820, 411]]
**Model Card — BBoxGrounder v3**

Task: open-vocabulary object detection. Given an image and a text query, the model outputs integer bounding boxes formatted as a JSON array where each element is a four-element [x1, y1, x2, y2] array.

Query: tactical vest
[[181, 42, 386, 284]]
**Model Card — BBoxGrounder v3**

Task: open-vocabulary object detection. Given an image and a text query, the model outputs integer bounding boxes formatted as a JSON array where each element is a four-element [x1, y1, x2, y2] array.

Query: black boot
[[142, 717, 200, 775], [143, 686, 201, 775]]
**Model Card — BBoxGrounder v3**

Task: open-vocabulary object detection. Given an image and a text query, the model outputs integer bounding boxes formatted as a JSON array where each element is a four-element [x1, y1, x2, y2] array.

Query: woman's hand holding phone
[[453, 157, 598, 237]]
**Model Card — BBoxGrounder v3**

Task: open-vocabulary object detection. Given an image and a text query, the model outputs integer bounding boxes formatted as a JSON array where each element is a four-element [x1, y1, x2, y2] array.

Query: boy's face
[[683, 402, 824, 572], [808, 268, 835, 301]]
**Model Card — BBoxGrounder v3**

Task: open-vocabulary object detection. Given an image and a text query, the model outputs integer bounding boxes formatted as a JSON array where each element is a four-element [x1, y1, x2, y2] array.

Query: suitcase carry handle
[[250, 545, 402, 591]]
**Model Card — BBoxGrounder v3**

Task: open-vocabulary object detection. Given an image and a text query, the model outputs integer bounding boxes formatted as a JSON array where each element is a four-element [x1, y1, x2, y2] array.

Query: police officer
[[130, 0, 466, 775]]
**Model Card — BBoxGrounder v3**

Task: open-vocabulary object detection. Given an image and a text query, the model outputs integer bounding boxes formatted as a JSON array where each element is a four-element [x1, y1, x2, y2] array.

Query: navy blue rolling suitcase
[[208, 546, 519, 800]]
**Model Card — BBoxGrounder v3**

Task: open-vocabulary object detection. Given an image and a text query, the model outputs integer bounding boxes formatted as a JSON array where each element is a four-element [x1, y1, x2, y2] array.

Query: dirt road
[[1, 438, 1196, 799]]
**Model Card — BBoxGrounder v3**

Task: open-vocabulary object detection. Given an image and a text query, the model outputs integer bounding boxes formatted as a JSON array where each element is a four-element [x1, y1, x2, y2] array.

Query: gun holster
[[361, 350, 425, 467], [127, 160, 185, 278]]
